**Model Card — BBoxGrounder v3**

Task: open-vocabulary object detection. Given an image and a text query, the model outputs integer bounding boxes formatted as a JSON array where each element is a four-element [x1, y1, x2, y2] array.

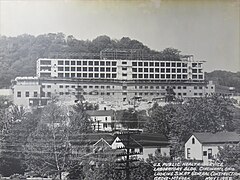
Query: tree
[[144, 106, 171, 136], [9, 105, 28, 123], [24, 102, 93, 179], [0, 105, 39, 176], [69, 103, 93, 134], [161, 48, 181, 60], [165, 86, 176, 102], [91, 35, 112, 53], [206, 70, 240, 93], [217, 143, 240, 172], [24, 103, 71, 179], [120, 108, 138, 129], [80, 156, 124, 180], [67, 164, 85, 180], [0, 97, 12, 136], [0, 34, 182, 88], [144, 95, 235, 159], [67, 157, 154, 180]]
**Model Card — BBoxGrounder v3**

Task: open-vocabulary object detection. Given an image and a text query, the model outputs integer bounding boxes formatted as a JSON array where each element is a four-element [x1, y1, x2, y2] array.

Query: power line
[[115, 130, 140, 180]]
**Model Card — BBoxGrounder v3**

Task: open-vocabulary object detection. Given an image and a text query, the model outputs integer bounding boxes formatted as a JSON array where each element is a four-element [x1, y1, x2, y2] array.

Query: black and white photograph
[[0, 0, 239, 179]]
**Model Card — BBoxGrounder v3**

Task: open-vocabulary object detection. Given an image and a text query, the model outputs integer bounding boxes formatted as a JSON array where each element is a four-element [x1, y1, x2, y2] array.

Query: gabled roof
[[132, 133, 169, 147], [70, 133, 115, 145], [86, 110, 115, 117], [192, 132, 240, 144], [115, 134, 142, 148], [70, 132, 170, 148], [93, 138, 111, 147], [116, 133, 169, 148]]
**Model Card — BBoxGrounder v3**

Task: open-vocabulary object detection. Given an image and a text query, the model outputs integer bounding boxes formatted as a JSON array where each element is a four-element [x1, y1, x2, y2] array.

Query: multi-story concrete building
[[12, 77, 50, 107], [12, 52, 215, 107], [36, 56, 204, 81]]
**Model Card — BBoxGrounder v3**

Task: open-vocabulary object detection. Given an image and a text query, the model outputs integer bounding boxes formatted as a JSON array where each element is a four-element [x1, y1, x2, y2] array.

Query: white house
[[86, 110, 118, 131], [112, 133, 170, 160], [185, 132, 240, 165], [70, 133, 115, 160]]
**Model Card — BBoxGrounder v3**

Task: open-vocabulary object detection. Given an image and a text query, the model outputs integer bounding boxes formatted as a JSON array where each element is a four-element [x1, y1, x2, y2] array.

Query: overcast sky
[[0, 0, 239, 72]]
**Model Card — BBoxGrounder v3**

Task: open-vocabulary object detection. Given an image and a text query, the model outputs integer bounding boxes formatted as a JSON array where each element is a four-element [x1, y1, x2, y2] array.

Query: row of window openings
[[57, 73, 203, 79], [59, 92, 115, 96], [57, 91, 203, 97], [132, 74, 203, 79], [41, 60, 202, 69], [58, 73, 117, 78], [133, 62, 202, 68], [18, 91, 204, 98], [134, 86, 195, 90], [134, 92, 203, 96], [57, 60, 117, 66], [92, 117, 109, 121], [56, 67, 202, 74], [54, 91, 204, 99], [59, 91, 166, 96], [42, 85, 206, 90], [17, 91, 51, 98], [57, 85, 114, 89], [41, 60, 202, 68], [133, 74, 186, 79], [134, 62, 202, 68], [64, 91, 152, 96], [132, 68, 202, 73], [58, 67, 117, 72], [41, 60, 186, 67], [132, 62, 188, 67], [92, 123, 115, 130]]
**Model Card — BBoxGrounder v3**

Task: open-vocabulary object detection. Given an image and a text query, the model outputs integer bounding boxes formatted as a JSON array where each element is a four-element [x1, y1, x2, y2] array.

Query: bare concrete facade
[[13, 56, 215, 107]]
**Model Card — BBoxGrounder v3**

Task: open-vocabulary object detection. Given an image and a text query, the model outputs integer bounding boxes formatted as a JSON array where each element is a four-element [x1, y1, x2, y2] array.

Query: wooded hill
[[0, 33, 181, 88], [206, 71, 240, 93], [0, 33, 239, 92]]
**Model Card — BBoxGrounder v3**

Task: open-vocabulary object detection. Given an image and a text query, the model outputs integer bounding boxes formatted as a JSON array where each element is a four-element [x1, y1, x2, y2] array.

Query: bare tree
[[24, 103, 71, 179], [24, 102, 93, 179]]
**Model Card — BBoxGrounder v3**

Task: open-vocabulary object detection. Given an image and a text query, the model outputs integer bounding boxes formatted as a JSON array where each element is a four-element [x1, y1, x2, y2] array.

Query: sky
[[0, 0, 239, 72]]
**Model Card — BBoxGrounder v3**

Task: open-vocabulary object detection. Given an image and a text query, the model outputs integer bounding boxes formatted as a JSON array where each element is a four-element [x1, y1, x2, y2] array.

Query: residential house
[[185, 132, 240, 165], [69, 132, 170, 162], [86, 110, 121, 131], [70, 133, 115, 160], [112, 133, 170, 160]]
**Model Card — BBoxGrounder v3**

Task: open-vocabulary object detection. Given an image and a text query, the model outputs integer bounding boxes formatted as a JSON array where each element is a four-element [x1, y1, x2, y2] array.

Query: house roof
[[115, 134, 142, 148], [71, 132, 170, 148], [86, 110, 115, 117], [133, 133, 169, 147], [192, 132, 240, 144], [70, 133, 115, 145], [93, 138, 111, 147], [116, 133, 169, 148]]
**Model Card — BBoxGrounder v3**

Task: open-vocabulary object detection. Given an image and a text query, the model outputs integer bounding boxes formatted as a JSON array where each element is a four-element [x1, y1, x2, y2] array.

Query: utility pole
[[97, 120, 100, 132], [131, 96, 141, 129], [115, 130, 139, 180], [125, 131, 130, 180]]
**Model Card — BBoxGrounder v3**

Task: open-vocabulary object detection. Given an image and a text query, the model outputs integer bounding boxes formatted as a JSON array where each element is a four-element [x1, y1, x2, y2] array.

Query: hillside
[[206, 71, 240, 92], [0, 33, 181, 88], [1, 33, 239, 91]]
